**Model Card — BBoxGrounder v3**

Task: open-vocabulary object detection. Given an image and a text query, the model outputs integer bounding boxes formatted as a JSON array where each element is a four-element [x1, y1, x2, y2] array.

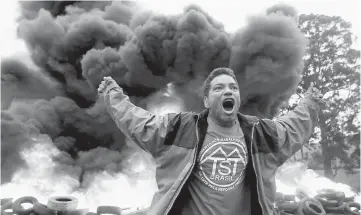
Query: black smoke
[[1, 1, 306, 195]]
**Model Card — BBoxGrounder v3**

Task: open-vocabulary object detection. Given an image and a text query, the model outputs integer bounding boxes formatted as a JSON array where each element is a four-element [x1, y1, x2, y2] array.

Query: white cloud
[[0, 1, 28, 58]]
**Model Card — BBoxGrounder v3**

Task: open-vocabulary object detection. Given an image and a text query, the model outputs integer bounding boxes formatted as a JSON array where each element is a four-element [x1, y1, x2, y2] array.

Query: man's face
[[204, 74, 241, 124]]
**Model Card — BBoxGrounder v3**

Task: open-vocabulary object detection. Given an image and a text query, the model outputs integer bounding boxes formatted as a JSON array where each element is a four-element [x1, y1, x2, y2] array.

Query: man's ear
[[204, 96, 209, 108]]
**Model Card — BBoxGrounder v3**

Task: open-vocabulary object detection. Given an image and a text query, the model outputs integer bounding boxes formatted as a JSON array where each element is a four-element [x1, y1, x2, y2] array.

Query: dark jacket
[[103, 85, 320, 215]]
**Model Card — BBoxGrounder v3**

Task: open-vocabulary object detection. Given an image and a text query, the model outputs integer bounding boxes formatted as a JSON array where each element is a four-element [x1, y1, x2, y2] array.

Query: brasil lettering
[[196, 137, 247, 191]]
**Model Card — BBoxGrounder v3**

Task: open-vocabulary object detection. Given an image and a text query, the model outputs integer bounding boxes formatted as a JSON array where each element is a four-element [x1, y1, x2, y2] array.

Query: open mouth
[[222, 98, 235, 112]]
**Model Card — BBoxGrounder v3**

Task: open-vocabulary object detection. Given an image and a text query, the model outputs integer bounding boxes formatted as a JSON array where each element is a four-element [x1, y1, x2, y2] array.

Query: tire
[[97, 206, 123, 215], [316, 190, 345, 201], [33, 203, 56, 215], [323, 202, 346, 214], [1, 199, 13, 206], [283, 195, 296, 202], [324, 213, 346, 215], [344, 196, 355, 202], [121, 208, 149, 215], [297, 198, 325, 215], [344, 202, 360, 215], [279, 210, 297, 215], [47, 196, 78, 212], [277, 202, 299, 212], [12, 196, 38, 215], [63, 208, 89, 215], [275, 192, 284, 201], [303, 199, 326, 215], [296, 189, 309, 200], [318, 189, 337, 194], [315, 197, 339, 208], [1, 202, 13, 215]]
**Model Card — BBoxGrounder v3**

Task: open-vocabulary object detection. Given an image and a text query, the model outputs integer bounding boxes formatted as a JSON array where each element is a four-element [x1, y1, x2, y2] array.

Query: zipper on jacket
[[250, 121, 266, 214], [164, 117, 200, 215]]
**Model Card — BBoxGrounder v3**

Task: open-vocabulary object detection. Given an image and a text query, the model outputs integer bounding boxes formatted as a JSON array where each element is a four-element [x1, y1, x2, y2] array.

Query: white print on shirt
[[196, 137, 248, 191]]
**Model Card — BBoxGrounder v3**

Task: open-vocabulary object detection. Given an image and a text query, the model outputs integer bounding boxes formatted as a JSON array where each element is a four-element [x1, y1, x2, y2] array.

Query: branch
[[296, 93, 303, 99]]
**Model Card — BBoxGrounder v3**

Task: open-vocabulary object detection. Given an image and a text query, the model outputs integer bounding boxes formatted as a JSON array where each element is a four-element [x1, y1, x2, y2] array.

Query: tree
[[295, 14, 360, 178]]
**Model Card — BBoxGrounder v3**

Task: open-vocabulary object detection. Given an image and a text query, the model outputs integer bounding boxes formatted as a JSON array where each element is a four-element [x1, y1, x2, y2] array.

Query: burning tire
[[316, 189, 345, 201], [344, 201, 360, 215], [97, 206, 123, 215], [296, 189, 309, 200], [12, 196, 38, 215], [314, 196, 339, 208], [33, 203, 56, 215], [1, 202, 13, 215], [297, 198, 325, 215], [47, 196, 78, 212]]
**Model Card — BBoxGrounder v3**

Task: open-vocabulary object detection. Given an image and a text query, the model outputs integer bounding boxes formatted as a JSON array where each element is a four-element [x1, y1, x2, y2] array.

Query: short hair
[[202, 67, 238, 97]]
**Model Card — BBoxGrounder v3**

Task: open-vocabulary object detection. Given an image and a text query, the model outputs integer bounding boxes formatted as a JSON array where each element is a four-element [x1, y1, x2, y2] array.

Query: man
[[98, 67, 323, 215]]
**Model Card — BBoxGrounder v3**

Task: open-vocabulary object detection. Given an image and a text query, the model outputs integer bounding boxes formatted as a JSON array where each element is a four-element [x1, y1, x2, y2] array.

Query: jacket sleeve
[[102, 85, 173, 157], [260, 96, 320, 164]]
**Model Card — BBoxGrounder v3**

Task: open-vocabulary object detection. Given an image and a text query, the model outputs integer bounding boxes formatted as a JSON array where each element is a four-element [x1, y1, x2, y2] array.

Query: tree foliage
[[294, 14, 360, 178]]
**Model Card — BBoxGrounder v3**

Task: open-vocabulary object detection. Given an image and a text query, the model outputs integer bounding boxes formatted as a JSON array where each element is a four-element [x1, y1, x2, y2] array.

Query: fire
[[275, 161, 360, 203], [146, 83, 185, 115], [2, 133, 360, 213], [0, 134, 157, 212]]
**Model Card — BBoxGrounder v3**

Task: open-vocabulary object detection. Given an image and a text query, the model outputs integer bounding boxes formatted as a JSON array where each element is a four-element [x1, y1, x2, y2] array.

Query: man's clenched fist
[[305, 82, 326, 105], [97, 76, 120, 94]]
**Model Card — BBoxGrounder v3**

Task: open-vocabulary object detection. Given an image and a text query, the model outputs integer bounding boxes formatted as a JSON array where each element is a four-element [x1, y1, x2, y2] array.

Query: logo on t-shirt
[[196, 137, 248, 192]]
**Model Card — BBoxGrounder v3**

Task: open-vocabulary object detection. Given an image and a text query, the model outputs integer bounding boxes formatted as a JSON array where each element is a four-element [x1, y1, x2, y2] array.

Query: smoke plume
[[1, 1, 307, 207], [230, 3, 307, 117]]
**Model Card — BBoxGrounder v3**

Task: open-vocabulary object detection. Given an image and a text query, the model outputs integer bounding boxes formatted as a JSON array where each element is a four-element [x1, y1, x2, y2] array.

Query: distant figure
[[98, 67, 323, 215]]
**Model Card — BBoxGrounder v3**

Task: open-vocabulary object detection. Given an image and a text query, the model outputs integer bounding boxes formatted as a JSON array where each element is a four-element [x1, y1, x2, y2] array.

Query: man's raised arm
[[98, 76, 173, 156], [259, 83, 325, 165]]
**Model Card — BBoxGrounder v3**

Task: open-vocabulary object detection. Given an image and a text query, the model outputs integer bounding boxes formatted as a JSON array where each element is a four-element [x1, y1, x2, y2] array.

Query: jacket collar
[[195, 108, 254, 127], [194, 108, 256, 153]]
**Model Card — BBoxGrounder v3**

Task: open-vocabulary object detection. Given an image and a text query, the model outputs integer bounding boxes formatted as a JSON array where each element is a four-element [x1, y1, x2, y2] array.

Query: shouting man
[[98, 67, 323, 215]]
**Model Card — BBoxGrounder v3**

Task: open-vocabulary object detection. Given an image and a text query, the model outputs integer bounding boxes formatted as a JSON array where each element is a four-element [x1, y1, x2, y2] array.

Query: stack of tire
[[275, 189, 360, 215], [0, 196, 148, 215]]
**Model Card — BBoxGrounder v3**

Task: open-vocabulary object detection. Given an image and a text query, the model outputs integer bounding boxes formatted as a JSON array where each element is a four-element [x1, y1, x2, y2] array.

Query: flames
[[0, 134, 157, 212], [1, 120, 359, 213], [275, 162, 360, 203]]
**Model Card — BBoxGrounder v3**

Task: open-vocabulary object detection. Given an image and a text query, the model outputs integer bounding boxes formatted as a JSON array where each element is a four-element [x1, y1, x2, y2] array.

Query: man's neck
[[208, 114, 237, 128]]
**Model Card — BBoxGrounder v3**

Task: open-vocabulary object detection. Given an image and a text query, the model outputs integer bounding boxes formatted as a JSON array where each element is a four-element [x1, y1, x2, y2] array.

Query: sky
[[0, 0, 360, 59]]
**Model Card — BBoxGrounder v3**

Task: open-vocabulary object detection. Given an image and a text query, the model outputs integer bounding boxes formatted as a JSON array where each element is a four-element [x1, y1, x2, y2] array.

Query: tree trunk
[[319, 112, 333, 179], [321, 143, 333, 178]]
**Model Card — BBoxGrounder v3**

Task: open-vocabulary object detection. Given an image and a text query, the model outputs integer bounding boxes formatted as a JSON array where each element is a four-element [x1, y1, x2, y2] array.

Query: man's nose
[[224, 89, 233, 96]]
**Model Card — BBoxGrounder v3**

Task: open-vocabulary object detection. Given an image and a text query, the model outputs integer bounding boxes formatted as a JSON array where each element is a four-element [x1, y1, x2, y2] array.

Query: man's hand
[[305, 82, 326, 105], [97, 76, 121, 95]]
